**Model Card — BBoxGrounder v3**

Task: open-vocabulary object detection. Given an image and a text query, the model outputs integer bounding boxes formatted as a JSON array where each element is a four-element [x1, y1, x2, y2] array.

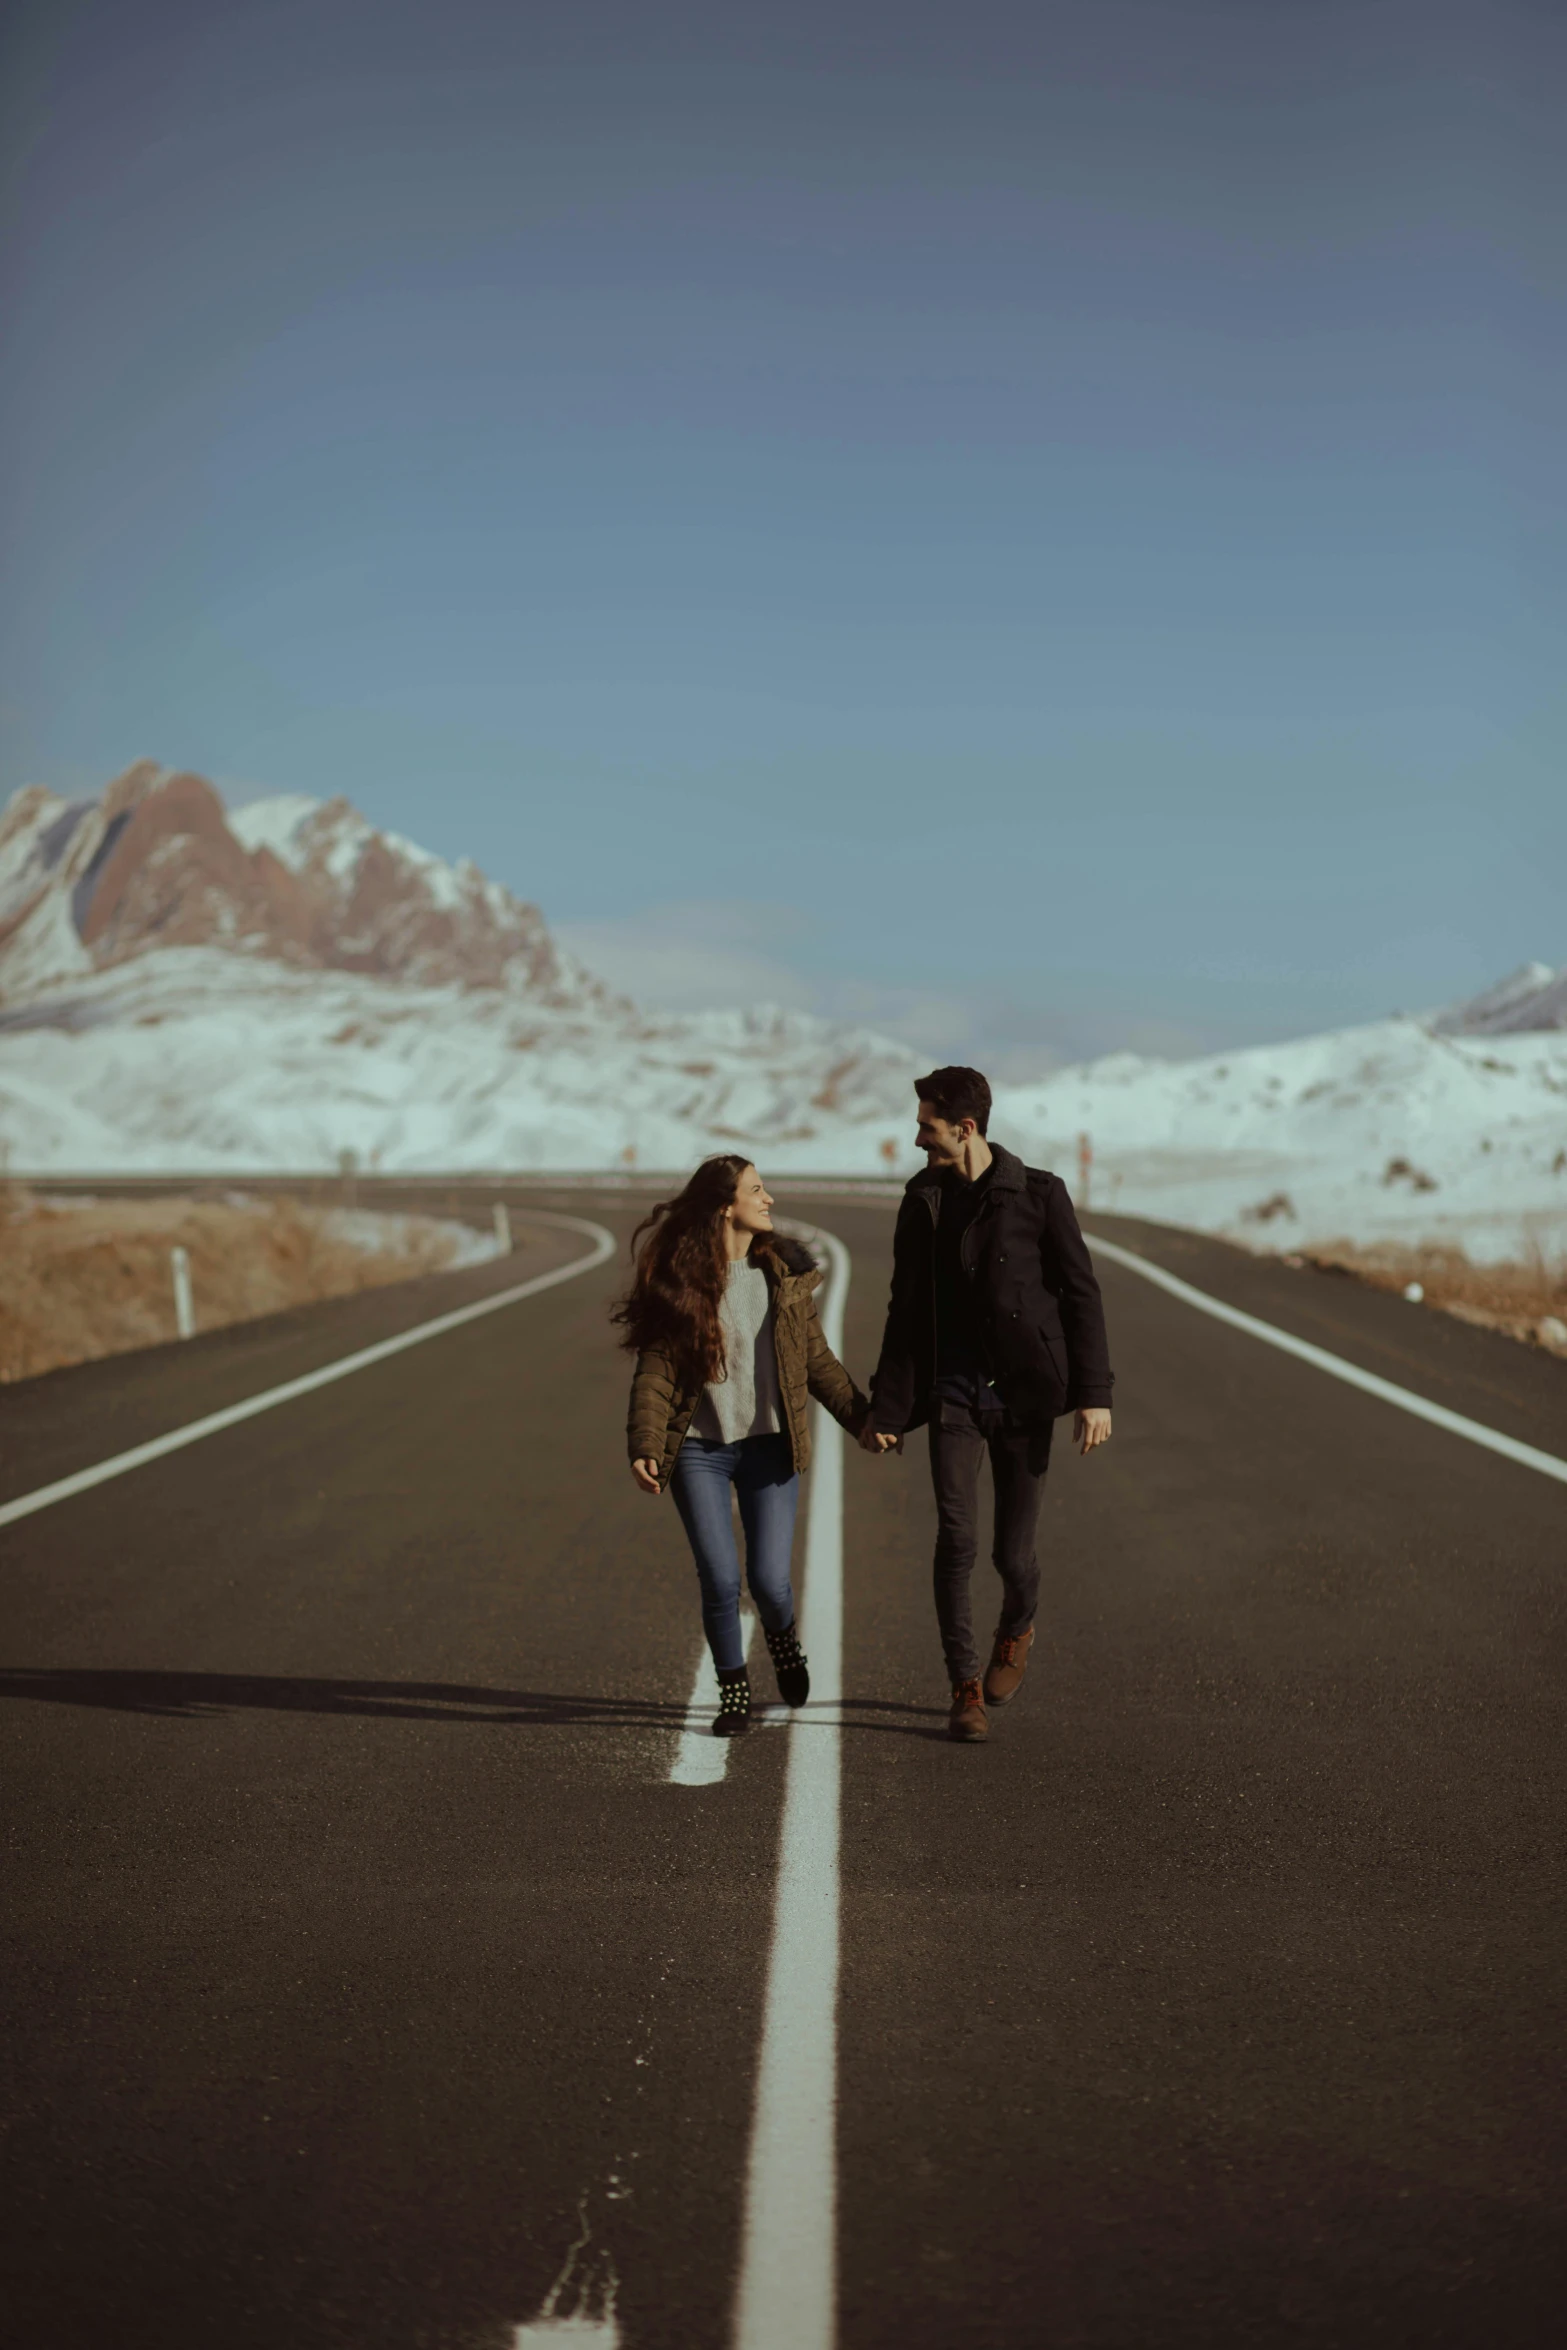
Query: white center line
[[732, 1220, 848, 2350], [670, 1611, 776, 1785], [0, 1213, 617, 1530], [1089, 1234, 1567, 1487]]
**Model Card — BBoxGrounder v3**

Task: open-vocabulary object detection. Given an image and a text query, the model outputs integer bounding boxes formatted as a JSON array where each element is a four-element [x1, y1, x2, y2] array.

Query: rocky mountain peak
[[1432, 962, 1567, 1036], [0, 764, 616, 1009]]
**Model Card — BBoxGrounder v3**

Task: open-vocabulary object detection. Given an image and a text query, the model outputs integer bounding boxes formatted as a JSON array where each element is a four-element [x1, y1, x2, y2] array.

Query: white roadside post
[[493, 1202, 512, 1256], [170, 1246, 195, 1340]]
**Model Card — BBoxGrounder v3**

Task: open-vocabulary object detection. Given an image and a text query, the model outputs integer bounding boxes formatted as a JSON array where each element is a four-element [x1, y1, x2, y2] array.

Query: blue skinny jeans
[[669, 1431, 800, 1672]]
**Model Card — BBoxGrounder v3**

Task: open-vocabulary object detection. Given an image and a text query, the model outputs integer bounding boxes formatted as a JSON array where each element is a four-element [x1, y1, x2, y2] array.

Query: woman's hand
[[1073, 1408, 1112, 1456], [631, 1457, 662, 1494]]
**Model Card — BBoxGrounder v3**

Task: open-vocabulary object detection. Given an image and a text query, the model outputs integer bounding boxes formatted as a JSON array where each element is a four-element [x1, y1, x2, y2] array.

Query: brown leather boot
[[984, 1624, 1035, 1706], [948, 1677, 988, 1742]]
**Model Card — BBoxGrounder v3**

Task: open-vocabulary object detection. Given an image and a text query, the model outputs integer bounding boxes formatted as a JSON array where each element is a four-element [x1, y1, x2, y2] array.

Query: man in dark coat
[[862, 1065, 1114, 1742]]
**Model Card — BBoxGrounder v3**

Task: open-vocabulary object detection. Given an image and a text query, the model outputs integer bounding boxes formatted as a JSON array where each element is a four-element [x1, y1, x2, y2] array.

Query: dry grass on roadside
[[1288, 1237, 1567, 1356], [0, 1193, 481, 1384]]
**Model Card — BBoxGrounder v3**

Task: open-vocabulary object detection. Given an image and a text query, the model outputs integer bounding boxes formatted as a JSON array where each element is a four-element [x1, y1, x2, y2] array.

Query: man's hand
[[857, 1424, 902, 1455], [630, 1457, 662, 1493], [1073, 1408, 1112, 1457]]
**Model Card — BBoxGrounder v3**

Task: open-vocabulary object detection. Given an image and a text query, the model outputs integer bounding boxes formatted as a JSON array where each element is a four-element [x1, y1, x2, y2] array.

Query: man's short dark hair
[[915, 1065, 992, 1135]]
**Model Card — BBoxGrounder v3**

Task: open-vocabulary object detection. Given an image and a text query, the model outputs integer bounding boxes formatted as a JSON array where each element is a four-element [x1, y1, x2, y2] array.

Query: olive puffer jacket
[[626, 1234, 869, 1489]]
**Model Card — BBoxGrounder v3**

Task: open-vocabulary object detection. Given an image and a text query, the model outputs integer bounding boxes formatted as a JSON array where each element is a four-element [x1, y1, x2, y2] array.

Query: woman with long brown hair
[[614, 1154, 870, 1737]]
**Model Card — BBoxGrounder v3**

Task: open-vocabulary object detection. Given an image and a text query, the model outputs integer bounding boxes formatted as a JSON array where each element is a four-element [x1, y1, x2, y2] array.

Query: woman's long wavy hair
[[611, 1153, 776, 1386]]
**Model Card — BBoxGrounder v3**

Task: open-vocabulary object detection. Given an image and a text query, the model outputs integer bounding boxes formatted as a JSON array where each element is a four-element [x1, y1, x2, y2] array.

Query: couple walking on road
[[614, 1066, 1115, 1742]]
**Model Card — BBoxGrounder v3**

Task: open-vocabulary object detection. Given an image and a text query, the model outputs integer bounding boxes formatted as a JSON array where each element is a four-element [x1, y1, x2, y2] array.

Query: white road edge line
[[732, 1219, 847, 2350], [1089, 1234, 1567, 1488], [0, 1212, 618, 1530]]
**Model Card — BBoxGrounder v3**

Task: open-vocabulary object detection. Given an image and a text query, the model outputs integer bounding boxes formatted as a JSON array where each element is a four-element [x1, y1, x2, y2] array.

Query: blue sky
[[1, 0, 1561, 1069]]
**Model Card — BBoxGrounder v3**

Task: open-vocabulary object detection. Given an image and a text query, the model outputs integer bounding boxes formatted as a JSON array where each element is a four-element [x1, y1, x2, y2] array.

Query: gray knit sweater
[[691, 1258, 784, 1442]]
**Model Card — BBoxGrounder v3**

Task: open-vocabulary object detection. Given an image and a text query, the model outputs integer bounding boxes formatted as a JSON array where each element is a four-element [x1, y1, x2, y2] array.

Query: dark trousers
[[927, 1403, 1053, 1684]]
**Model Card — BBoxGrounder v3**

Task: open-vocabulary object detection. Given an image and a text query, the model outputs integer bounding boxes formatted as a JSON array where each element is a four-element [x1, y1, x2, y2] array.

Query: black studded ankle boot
[[764, 1622, 810, 1709], [713, 1666, 751, 1737]]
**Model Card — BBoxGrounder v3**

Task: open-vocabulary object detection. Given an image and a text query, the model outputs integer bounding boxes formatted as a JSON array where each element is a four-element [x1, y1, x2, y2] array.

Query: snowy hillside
[[0, 947, 928, 1174], [0, 765, 926, 1175], [996, 1013, 1567, 1264]]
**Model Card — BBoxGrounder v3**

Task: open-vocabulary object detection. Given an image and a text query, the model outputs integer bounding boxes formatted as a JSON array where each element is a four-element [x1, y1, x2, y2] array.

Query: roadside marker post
[[170, 1246, 195, 1340]]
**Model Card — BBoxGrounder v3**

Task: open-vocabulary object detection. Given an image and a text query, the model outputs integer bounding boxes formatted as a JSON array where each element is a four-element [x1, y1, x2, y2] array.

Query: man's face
[[915, 1101, 971, 1166]]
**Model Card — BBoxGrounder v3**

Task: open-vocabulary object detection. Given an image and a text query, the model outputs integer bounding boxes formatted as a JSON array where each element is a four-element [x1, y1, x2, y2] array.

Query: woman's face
[[726, 1163, 775, 1235]]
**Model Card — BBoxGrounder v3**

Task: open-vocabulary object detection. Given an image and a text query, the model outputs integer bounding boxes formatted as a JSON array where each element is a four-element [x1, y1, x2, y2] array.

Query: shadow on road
[[0, 1667, 945, 1733]]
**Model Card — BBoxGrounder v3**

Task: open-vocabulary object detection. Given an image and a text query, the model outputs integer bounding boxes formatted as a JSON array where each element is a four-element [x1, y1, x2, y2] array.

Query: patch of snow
[[0, 867, 97, 997], [0, 946, 927, 1179], [378, 825, 468, 912], [228, 795, 324, 868], [317, 1205, 499, 1267], [0, 791, 89, 921]]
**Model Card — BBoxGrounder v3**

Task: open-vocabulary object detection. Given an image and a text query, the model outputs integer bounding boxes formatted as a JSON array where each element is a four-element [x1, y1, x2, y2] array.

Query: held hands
[[857, 1414, 1108, 1455], [1074, 1407, 1112, 1457], [639, 1422, 1097, 1474]]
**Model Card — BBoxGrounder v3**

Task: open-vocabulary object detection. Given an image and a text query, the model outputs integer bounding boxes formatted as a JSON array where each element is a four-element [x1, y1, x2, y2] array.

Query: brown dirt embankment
[[0, 1189, 490, 1384], [1284, 1239, 1567, 1356]]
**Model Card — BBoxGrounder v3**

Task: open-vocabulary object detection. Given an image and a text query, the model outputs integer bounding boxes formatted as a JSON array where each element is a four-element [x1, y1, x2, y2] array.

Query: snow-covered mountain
[[993, 1012, 1567, 1266], [0, 765, 926, 1173], [0, 761, 610, 1005], [1, 764, 1563, 1265]]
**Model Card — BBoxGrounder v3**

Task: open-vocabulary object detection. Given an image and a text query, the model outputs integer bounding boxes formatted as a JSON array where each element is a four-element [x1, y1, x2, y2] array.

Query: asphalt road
[[3, 1187, 1564, 2349]]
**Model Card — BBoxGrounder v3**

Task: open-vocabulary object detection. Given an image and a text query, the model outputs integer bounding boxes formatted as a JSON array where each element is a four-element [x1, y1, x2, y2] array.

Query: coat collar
[[906, 1139, 1025, 1201], [754, 1233, 824, 1296]]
